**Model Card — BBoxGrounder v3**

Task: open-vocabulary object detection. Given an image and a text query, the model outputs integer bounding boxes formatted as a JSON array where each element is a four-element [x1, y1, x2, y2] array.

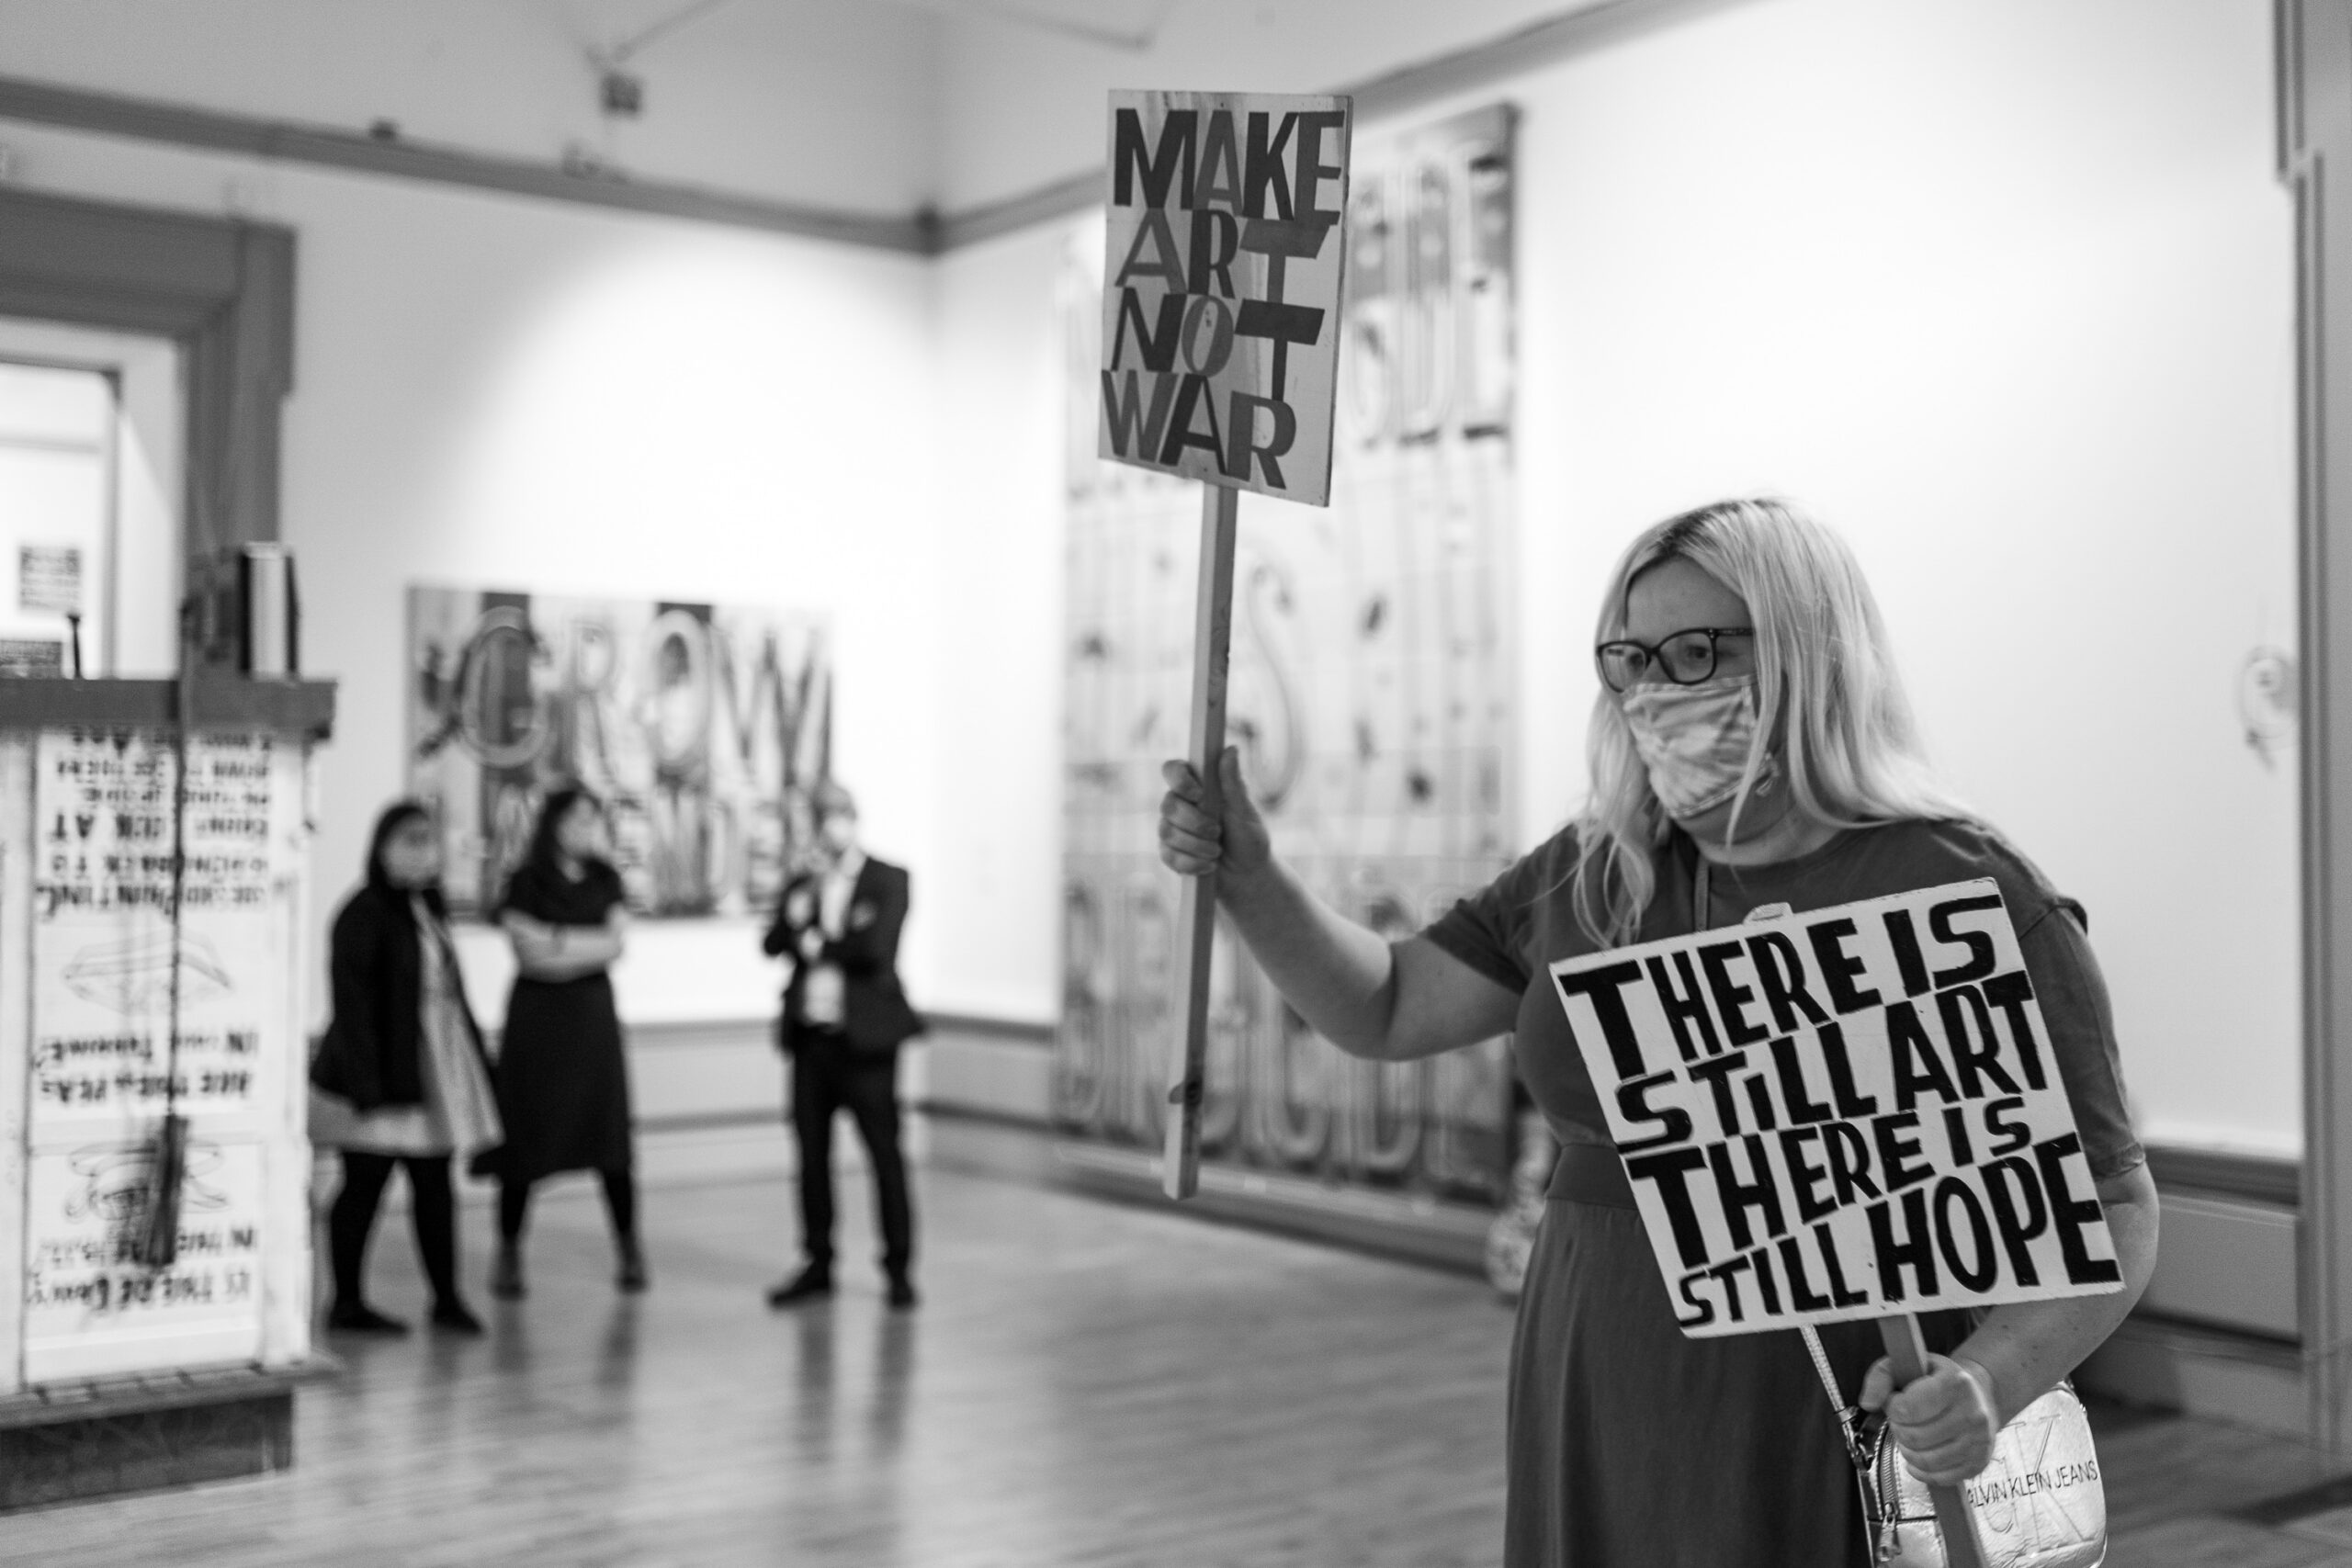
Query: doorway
[[0, 322, 184, 680]]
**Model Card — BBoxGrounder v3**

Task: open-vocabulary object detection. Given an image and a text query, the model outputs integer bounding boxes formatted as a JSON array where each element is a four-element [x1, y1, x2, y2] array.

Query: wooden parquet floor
[[1, 1165, 1510, 1567], [5, 1159, 2350, 1566]]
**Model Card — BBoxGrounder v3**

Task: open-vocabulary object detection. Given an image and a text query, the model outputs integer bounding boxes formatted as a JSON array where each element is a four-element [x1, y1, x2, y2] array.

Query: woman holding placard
[[1158, 497, 2158, 1564]]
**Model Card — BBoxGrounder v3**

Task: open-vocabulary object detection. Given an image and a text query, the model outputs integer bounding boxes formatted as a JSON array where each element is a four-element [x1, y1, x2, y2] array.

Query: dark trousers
[[499, 1167, 637, 1244], [789, 1026, 913, 1278], [329, 1151, 458, 1310]]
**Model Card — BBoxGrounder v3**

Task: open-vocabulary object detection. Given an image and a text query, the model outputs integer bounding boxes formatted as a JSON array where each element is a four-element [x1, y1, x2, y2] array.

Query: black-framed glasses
[[1594, 627, 1755, 693]]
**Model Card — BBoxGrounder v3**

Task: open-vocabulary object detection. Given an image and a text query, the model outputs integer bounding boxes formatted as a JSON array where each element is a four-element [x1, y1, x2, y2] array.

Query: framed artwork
[[406, 587, 831, 919]]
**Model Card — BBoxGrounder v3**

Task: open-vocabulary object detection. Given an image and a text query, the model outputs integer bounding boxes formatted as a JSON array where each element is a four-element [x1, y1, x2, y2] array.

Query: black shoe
[[490, 1246, 526, 1301], [616, 1238, 650, 1294], [887, 1275, 919, 1311], [326, 1302, 411, 1336], [765, 1267, 833, 1308], [430, 1300, 485, 1335]]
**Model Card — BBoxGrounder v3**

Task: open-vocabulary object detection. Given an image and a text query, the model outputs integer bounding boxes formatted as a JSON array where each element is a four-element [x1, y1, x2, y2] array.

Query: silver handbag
[[1803, 1325, 2107, 1568]]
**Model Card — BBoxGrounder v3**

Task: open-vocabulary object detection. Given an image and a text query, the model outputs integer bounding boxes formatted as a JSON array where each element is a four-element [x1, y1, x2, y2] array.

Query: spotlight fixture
[[590, 0, 733, 120], [601, 71, 644, 118]]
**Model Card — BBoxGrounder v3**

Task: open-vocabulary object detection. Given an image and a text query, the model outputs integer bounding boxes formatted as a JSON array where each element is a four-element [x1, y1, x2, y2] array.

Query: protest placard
[[1548, 878, 2124, 1337], [20, 1136, 265, 1381], [30, 729, 293, 1141], [1097, 89, 1352, 1199], [1099, 90, 1351, 506], [18, 546, 82, 615]]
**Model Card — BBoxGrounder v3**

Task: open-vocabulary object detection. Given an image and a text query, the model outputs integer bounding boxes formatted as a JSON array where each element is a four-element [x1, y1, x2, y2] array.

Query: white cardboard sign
[[20, 1136, 266, 1381], [29, 729, 291, 1138], [1098, 89, 1351, 506], [18, 545, 82, 615], [1547, 879, 2124, 1337]]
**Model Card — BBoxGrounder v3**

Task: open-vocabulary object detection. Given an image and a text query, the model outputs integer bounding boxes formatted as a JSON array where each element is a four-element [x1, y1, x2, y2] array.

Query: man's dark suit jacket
[[763, 855, 924, 1053]]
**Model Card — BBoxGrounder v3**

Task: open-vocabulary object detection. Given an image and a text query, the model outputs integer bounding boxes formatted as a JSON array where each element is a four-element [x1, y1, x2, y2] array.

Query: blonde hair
[[1571, 497, 1967, 945]]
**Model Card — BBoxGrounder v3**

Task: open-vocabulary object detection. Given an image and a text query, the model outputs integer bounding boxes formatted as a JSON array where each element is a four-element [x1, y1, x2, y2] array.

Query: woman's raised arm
[[1160, 748, 1517, 1061]]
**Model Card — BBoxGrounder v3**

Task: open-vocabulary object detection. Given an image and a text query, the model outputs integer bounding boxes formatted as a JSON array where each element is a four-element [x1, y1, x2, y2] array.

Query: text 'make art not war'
[[1098, 92, 1352, 507]]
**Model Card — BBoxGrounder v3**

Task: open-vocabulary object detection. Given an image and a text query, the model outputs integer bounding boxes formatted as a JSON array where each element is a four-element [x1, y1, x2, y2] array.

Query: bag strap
[[1800, 1323, 1874, 1471]]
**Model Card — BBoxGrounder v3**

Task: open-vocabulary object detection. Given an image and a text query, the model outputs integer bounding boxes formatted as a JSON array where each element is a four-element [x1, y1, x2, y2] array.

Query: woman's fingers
[[1159, 759, 1223, 875], [1159, 751, 1272, 877], [1159, 810, 1221, 857], [1885, 1356, 2000, 1483], [1159, 787, 1222, 841], [1899, 1432, 1994, 1486]]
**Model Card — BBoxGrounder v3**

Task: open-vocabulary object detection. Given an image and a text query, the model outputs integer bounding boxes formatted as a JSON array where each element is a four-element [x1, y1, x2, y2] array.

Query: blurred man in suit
[[763, 783, 925, 1308]]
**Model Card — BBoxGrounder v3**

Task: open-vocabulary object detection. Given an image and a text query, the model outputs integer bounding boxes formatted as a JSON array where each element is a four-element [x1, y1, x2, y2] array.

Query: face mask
[[1618, 675, 1777, 819]]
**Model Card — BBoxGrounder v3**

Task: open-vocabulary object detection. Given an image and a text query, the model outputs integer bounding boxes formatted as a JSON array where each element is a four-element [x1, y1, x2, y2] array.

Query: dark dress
[[492, 860, 634, 1181], [1421, 818, 2145, 1568]]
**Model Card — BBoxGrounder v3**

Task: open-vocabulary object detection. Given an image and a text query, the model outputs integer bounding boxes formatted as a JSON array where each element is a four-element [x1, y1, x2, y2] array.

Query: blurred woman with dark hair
[[311, 800, 502, 1335], [486, 784, 645, 1299]]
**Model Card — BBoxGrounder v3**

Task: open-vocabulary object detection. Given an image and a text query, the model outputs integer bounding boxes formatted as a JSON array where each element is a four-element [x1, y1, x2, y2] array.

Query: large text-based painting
[[1057, 105, 1520, 1203], [407, 589, 831, 919]]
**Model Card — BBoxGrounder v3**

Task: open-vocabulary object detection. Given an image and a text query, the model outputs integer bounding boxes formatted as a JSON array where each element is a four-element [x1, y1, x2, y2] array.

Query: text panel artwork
[[31, 729, 293, 1139], [406, 588, 831, 919], [1548, 881, 2123, 1337], [1099, 90, 1351, 505], [21, 1137, 266, 1382]]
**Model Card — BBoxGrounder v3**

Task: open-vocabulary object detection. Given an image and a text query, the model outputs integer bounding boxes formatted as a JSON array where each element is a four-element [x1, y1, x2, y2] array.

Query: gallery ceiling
[[0, 0, 1626, 220]]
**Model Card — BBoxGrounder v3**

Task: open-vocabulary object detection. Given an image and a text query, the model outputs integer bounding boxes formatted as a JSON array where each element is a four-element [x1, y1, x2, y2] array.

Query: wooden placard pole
[[1878, 1314, 1986, 1568], [1163, 480, 1240, 1199], [1091, 87, 1353, 1199]]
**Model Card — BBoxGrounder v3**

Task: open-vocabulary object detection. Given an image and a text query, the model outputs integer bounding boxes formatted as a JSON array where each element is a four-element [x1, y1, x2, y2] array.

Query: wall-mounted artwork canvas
[[406, 588, 831, 919], [1057, 103, 1521, 1204]]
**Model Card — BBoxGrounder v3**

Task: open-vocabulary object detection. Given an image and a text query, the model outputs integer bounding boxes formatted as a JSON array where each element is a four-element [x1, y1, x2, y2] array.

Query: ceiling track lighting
[[589, 0, 741, 120], [600, 72, 645, 118], [882, 0, 1182, 54]]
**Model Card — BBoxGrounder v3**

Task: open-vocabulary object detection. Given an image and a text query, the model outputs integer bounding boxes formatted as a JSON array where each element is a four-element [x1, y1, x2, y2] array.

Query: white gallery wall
[[0, 0, 2303, 1161], [1498, 0, 2301, 1159], [933, 0, 2301, 1158], [0, 120, 945, 1033]]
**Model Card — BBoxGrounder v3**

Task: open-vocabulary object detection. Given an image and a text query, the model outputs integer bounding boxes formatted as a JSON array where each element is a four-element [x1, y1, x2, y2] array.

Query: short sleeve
[[2015, 901, 2145, 1181], [1419, 828, 1578, 994], [496, 863, 621, 926], [588, 862, 627, 921]]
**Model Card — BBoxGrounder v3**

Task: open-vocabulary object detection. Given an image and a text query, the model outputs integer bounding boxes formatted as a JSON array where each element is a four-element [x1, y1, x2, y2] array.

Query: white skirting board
[[2076, 1316, 2307, 1438], [2135, 1192, 2299, 1341]]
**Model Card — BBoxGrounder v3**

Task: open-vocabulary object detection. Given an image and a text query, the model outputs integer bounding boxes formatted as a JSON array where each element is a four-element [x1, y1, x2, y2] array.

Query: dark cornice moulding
[[941, 0, 1758, 249], [0, 73, 934, 254], [0, 0, 1756, 256]]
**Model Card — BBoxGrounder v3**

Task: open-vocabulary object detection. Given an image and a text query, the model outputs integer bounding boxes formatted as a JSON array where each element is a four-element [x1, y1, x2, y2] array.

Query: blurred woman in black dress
[[487, 784, 646, 1298], [311, 800, 503, 1334]]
